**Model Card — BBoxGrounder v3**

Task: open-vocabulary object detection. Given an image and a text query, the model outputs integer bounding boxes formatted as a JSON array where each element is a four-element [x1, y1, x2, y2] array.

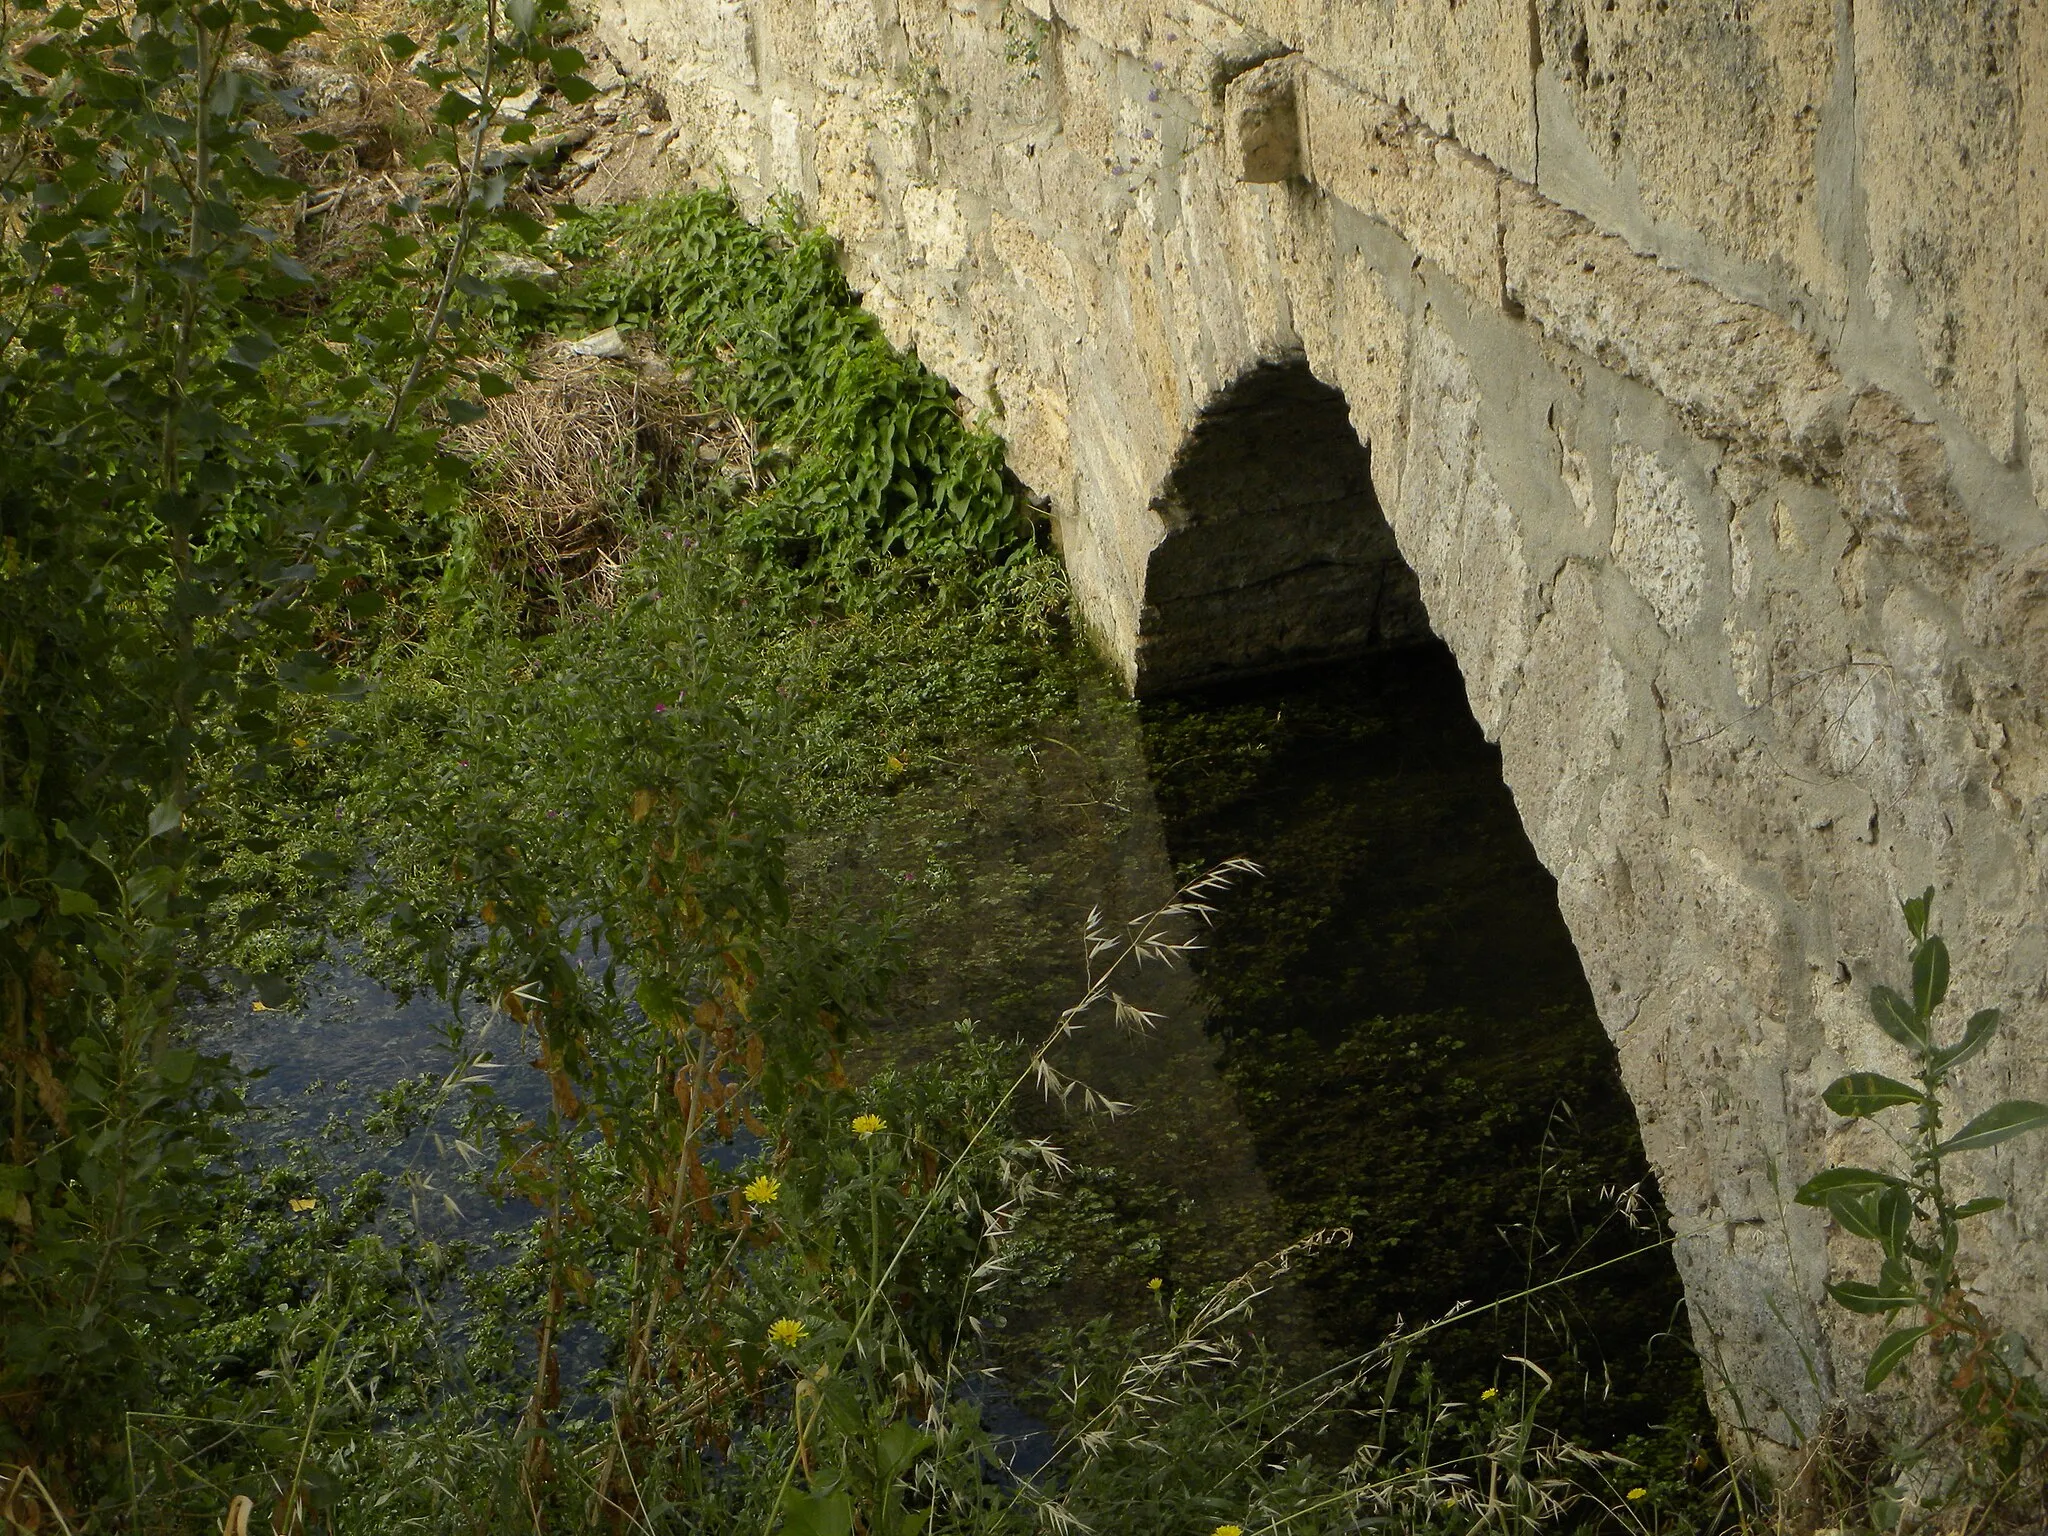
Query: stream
[[194, 629, 1712, 1459]]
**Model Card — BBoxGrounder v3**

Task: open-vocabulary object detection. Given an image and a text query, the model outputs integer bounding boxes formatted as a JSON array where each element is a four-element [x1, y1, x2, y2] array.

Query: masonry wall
[[590, 0, 2048, 1466]]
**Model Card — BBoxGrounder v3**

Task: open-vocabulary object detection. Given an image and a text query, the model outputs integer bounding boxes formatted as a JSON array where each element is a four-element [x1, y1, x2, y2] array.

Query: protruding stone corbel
[[1224, 55, 1301, 184]]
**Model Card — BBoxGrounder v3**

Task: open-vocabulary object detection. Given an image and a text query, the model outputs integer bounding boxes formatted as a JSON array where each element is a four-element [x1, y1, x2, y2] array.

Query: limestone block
[[661, 76, 766, 193], [901, 184, 969, 272], [1328, 248, 1411, 509], [1534, 0, 1840, 317], [1397, 317, 1534, 738], [708, 0, 757, 88], [1271, 0, 1538, 181], [1223, 55, 1300, 183], [1502, 557, 1632, 874], [1611, 439, 1707, 636], [1114, 216, 1187, 431], [2019, 0, 2048, 506], [988, 210, 1081, 327], [817, 0, 883, 78], [1298, 71, 1503, 307], [767, 96, 804, 192], [808, 94, 888, 247], [1856, 0, 2020, 460], [1502, 185, 1846, 465]]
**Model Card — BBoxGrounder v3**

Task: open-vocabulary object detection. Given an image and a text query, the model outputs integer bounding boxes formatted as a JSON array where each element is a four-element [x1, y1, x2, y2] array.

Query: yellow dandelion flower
[[1479, 1387, 1498, 1401], [1147, 1277, 1163, 1292], [288, 1198, 317, 1213], [851, 1112, 886, 1137], [1625, 1487, 1647, 1502], [768, 1317, 807, 1348], [744, 1174, 781, 1206], [1211, 1526, 1244, 1536]]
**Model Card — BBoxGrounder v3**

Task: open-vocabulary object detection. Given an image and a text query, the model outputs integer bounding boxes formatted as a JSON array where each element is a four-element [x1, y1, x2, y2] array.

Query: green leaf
[[1865, 1324, 1933, 1390], [505, 0, 537, 34], [555, 73, 597, 104], [1876, 1184, 1911, 1258], [1912, 936, 1949, 1016], [778, 1488, 853, 1536], [147, 800, 182, 838], [1825, 1190, 1883, 1242], [874, 1417, 932, 1480], [226, 330, 280, 370], [297, 129, 344, 151], [55, 887, 98, 917], [1795, 1166, 1907, 1205], [381, 31, 421, 61], [1869, 984, 1928, 1053], [434, 89, 479, 126], [1938, 1100, 2048, 1155], [1826, 1279, 1915, 1316], [496, 207, 546, 242], [1954, 1196, 2006, 1220], [20, 42, 69, 76], [1902, 887, 1933, 942], [1934, 1009, 2000, 1074], [1823, 1073, 1923, 1118], [0, 895, 39, 929]]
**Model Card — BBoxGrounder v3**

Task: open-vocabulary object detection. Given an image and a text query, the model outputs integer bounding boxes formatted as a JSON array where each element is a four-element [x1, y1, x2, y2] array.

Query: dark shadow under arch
[[1135, 357, 1431, 695], [1129, 355, 1710, 1448]]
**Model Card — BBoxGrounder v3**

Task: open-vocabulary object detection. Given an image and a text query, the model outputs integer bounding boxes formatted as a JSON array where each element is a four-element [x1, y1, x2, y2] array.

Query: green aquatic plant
[[1796, 889, 2048, 1495]]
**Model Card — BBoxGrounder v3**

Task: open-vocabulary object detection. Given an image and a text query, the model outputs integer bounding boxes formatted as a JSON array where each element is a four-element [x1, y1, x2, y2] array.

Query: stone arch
[[1132, 357, 1432, 696]]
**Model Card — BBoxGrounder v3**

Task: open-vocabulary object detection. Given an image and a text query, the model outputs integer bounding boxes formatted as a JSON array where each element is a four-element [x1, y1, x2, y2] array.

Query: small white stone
[[568, 327, 629, 359], [486, 254, 560, 291]]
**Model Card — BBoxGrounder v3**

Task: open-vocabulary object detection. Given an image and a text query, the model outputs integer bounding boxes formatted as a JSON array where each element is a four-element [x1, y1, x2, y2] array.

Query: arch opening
[[1134, 358, 1431, 695], [1131, 356, 1708, 1444]]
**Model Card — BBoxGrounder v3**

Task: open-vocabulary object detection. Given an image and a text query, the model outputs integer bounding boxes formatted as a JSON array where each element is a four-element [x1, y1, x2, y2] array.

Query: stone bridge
[[591, 0, 2048, 1465]]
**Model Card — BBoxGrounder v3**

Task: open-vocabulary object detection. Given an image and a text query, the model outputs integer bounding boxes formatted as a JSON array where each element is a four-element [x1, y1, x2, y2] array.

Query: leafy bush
[[0, 0, 585, 1500], [558, 195, 1029, 586]]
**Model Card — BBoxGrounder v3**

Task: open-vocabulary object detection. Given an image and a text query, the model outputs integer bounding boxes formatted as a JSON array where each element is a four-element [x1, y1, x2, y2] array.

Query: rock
[[286, 60, 363, 113], [567, 327, 629, 359], [486, 254, 560, 291], [1224, 56, 1300, 184]]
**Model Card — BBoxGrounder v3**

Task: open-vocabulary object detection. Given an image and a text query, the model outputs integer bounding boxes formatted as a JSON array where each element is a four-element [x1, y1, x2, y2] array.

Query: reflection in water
[[1142, 642, 1706, 1445]]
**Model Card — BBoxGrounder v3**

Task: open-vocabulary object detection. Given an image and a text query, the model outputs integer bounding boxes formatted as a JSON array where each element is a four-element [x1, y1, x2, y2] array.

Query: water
[[200, 636, 1711, 1454], [1140, 642, 1705, 1444]]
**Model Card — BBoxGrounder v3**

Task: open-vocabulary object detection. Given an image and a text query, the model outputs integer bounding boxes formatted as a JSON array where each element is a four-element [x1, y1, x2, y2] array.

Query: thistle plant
[[1796, 890, 2048, 1476]]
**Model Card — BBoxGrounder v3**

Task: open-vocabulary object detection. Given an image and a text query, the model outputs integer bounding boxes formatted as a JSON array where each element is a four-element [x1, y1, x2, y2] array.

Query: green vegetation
[[1795, 891, 2048, 1518]]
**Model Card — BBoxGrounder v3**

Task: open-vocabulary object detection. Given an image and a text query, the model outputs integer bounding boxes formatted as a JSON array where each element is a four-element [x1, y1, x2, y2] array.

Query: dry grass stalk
[[452, 346, 752, 613]]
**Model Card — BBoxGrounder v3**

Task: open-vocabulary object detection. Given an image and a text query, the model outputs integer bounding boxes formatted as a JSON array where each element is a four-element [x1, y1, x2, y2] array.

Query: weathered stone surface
[[589, 0, 2048, 1477], [1533, 0, 1840, 320], [1855, 1, 2020, 461], [1223, 55, 1299, 184]]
